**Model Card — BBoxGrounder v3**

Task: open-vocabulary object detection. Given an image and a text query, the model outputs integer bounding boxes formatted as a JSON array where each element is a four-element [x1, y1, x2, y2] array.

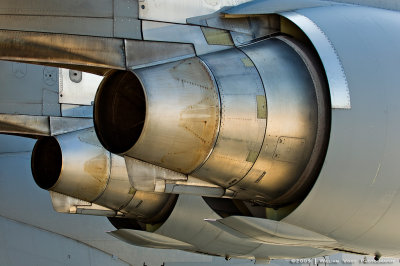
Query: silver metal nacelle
[[94, 36, 330, 207], [31, 128, 176, 223]]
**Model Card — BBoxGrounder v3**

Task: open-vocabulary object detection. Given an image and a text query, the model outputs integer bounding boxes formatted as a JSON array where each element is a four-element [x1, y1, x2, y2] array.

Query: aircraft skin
[[0, 62, 228, 266], [1, 0, 400, 264]]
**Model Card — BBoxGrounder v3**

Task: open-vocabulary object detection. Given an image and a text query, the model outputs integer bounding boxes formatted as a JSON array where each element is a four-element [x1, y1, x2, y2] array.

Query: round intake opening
[[94, 71, 146, 154], [31, 137, 62, 190]]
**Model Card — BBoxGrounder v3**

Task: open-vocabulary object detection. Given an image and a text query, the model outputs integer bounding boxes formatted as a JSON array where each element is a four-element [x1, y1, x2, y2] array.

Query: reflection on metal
[[234, 37, 329, 205], [112, 57, 220, 173], [94, 37, 329, 205], [206, 216, 336, 246], [59, 69, 103, 105], [222, 0, 334, 17], [50, 191, 124, 217], [0, 30, 126, 72], [31, 128, 175, 222], [109, 229, 194, 250], [49, 117, 93, 136], [125, 156, 187, 192], [164, 176, 227, 198], [194, 48, 266, 189], [138, 0, 251, 24], [273, 137, 306, 163], [281, 12, 351, 109], [125, 40, 195, 69], [125, 157, 230, 198], [0, 114, 50, 137], [0, 114, 93, 137], [142, 21, 232, 55]]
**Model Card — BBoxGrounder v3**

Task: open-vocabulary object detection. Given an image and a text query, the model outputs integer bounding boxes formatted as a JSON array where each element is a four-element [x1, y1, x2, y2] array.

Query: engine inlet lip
[[93, 70, 147, 154], [31, 136, 62, 190]]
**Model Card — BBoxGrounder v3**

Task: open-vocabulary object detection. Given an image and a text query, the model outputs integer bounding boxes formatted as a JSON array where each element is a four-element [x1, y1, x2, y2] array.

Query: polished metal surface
[[31, 128, 175, 222], [49, 191, 124, 217], [164, 176, 227, 197], [0, 114, 50, 136], [0, 114, 93, 137], [232, 36, 329, 205], [96, 57, 221, 174], [0, 31, 201, 75], [142, 21, 232, 55], [49, 117, 93, 136], [121, 190, 175, 222], [125, 157, 230, 197], [280, 11, 350, 109], [125, 40, 195, 69], [94, 37, 329, 205], [194, 48, 266, 189], [193, 37, 328, 205], [124, 156, 187, 192], [0, 31, 126, 73], [33, 128, 111, 202]]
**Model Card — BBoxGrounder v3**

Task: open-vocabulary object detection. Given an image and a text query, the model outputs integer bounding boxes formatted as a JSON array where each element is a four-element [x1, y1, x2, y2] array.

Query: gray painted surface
[[283, 5, 400, 256], [0, 0, 141, 39], [0, 216, 128, 266], [0, 61, 60, 116]]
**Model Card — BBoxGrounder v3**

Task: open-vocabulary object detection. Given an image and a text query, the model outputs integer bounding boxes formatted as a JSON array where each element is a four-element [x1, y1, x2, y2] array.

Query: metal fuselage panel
[[283, 5, 400, 256]]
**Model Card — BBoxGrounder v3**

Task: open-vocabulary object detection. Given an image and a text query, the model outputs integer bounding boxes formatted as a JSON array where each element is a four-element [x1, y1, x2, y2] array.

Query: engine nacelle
[[31, 128, 176, 224], [94, 36, 330, 207]]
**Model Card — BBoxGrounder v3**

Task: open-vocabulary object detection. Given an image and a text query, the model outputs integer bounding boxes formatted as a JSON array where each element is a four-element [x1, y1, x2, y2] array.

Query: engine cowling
[[31, 128, 177, 224], [94, 36, 330, 207]]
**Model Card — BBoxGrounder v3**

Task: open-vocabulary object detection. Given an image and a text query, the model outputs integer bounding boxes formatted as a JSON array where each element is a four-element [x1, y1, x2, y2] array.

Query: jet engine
[[93, 36, 330, 207], [31, 128, 177, 227], [3, 0, 400, 260]]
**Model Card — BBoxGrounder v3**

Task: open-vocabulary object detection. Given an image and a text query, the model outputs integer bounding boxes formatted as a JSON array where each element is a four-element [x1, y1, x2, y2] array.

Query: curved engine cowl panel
[[93, 36, 330, 207], [31, 128, 176, 223], [94, 58, 220, 174]]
